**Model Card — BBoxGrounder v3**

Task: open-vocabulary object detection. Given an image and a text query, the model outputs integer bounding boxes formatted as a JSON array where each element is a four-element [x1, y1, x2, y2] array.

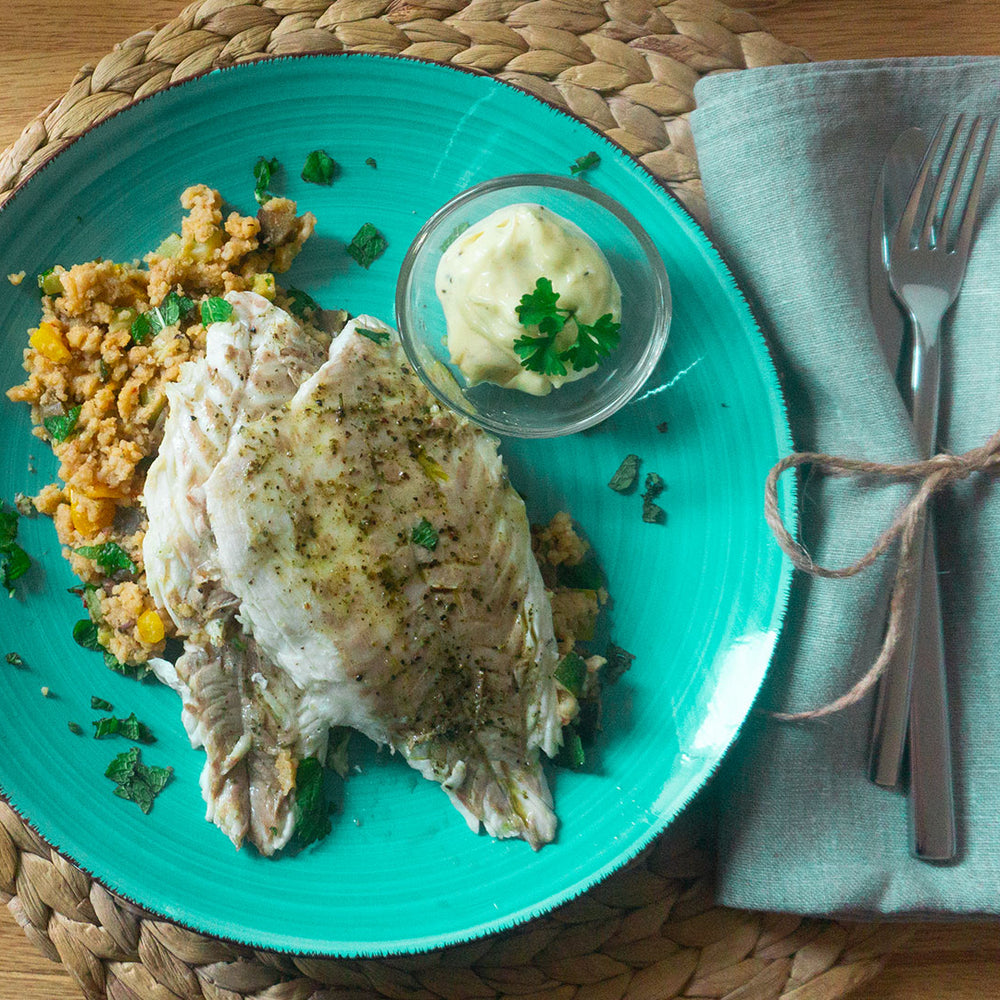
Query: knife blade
[[867, 128, 928, 789]]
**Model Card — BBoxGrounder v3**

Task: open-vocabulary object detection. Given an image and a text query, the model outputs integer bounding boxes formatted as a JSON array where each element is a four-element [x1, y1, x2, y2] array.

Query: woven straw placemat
[[0, 2, 914, 998]]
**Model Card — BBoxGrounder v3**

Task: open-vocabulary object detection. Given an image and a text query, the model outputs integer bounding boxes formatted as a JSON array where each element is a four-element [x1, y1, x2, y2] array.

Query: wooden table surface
[[2, 1, 1000, 998]]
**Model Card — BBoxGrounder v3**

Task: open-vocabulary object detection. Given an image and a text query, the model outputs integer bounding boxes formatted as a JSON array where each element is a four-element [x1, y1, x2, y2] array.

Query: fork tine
[[954, 117, 998, 257], [921, 116, 965, 247], [938, 117, 979, 243], [895, 119, 947, 253]]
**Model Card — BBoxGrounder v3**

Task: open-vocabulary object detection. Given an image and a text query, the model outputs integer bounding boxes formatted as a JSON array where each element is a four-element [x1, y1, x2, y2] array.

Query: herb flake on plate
[[105, 746, 172, 814], [346, 222, 388, 269], [411, 518, 439, 551], [74, 541, 138, 575], [301, 149, 338, 185], [608, 454, 640, 493], [293, 756, 332, 847], [253, 155, 280, 205]]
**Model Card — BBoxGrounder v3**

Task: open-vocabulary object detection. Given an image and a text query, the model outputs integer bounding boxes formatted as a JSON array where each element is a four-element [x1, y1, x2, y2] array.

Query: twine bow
[[763, 426, 1000, 721]]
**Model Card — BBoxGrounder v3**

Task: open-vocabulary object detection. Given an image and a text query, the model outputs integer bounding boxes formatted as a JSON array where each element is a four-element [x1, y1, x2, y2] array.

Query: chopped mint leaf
[[75, 542, 137, 575], [91, 696, 113, 711], [293, 756, 332, 847], [43, 404, 82, 442], [608, 454, 640, 494], [73, 619, 102, 652], [302, 149, 338, 185], [346, 222, 388, 269], [641, 472, 666, 525], [68, 721, 84, 735], [364, 156, 377, 169], [570, 151, 600, 176], [285, 287, 320, 318], [104, 746, 172, 814], [254, 156, 280, 205], [554, 651, 588, 698], [92, 711, 155, 744], [200, 297, 233, 325]]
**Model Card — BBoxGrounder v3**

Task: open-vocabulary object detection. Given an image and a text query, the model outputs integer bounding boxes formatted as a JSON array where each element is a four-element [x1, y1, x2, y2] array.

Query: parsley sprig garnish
[[512, 278, 620, 377]]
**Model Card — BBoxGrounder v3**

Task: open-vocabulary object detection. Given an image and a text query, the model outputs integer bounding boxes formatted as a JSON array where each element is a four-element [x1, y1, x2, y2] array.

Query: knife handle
[[908, 518, 957, 861], [868, 514, 926, 788]]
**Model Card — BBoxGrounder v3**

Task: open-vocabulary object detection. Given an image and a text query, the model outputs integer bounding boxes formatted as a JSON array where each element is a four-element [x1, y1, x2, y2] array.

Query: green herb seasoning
[[73, 618, 102, 651], [641, 472, 666, 525], [365, 156, 377, 169], [410, 518, 439, 551], [0, 502, 31, 596], [200, 296, 233, 325], [570, 151, 600, 176], [67, 721, 84, 735], [356, 326, 390, 346], [91, 696, 113, 711], [301, 149, 338, 185], [105, 746, 172, 814], [608, 454, 640, 493], [285, 287, 320, 318], [92, 711, 156, 744], [346, 222, 388, 269], [292, 756, 332, 847], [253, 155, 280, 205], [554, 651, 588, 697], [5, 651, 24, 667], [604, 641, 635, 682], [74, 542, 138, 575], [43, 404, 82, 442]]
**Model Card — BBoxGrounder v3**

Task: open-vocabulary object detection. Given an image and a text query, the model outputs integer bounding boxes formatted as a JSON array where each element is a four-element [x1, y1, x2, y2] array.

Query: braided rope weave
[[0, 2, 912, 998]]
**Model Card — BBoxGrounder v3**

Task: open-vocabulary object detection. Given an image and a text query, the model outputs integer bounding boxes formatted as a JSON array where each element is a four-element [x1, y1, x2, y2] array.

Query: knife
[[865, 128, 957, 860]]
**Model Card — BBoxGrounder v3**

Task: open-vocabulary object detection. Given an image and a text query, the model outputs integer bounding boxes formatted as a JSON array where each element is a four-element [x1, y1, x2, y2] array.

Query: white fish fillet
[[143, 292, 330, 853], [146, 295, 563, 850]]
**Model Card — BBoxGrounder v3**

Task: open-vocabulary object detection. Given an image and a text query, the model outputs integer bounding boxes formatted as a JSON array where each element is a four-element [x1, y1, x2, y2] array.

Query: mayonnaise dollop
[[434, 203, 622, 396]]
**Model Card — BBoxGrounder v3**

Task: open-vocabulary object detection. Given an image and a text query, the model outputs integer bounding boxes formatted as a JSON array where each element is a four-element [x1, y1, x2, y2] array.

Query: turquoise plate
[[0, 54, 794, 955]]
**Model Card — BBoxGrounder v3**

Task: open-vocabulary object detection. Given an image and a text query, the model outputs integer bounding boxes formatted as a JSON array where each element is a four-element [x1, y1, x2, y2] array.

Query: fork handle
[[908, 516, 957, 860]]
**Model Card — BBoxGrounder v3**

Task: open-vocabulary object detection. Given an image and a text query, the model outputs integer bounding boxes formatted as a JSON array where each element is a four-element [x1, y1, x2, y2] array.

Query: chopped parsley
[[292, 756, 332, 847], [513, 277, 620, 377], [608, 454, 640, 494], [91, 696, 113, 711], [105, 746, 172, 814], [253, 155, 281, 205], [570, 151, 600, 176], [410, 518, 439, 551], [641, 472, 666, 525], [74, 542, 137, 575], [67, 721, 84, 735], [5, 651, 24, 667], [92, 712, 156, 744], [0, 502, 31, 595], [200, 296, 233, 325], [356, 326, 390, 346], [365, 156, 377, 169], [346, 222, 388, 269], [43, 404, 82, 442], [301, 149, 338, 185]]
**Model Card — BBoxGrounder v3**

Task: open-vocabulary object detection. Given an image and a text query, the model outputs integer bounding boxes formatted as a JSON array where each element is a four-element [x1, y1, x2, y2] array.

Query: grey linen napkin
[[690, 57, 1000, 917]]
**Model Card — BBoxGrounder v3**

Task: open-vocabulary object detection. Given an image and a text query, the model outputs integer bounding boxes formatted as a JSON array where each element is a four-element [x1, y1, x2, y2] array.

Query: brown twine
[[763, 426, 1000, 722]]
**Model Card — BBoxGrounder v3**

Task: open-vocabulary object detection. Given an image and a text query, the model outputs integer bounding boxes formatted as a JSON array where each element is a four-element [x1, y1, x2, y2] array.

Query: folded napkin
[[689, 57, 1000, 917]]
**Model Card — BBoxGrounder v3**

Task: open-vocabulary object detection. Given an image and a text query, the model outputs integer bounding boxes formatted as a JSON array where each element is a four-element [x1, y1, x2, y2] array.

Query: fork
[[884, 114, 996, 860]]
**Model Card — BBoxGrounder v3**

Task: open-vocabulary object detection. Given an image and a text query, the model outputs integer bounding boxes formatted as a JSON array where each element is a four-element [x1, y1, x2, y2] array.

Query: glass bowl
[[395, 174, 671, 438]]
